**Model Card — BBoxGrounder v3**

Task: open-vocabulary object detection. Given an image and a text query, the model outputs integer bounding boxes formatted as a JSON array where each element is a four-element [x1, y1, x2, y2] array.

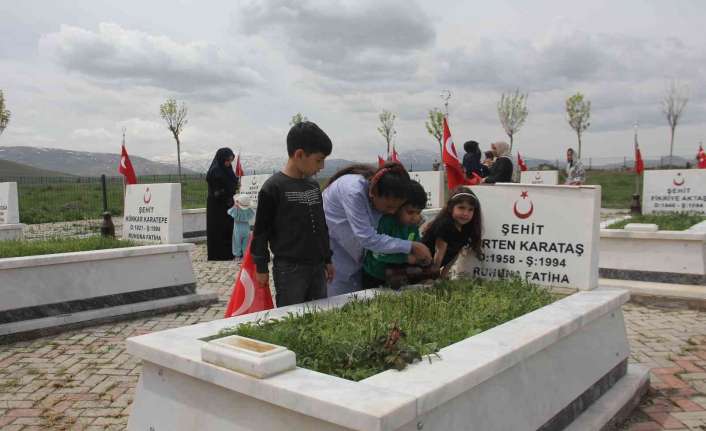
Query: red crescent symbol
[[513, 201, 534, 219], [673, 175, 685, 187], [143, 187, 152, 204]]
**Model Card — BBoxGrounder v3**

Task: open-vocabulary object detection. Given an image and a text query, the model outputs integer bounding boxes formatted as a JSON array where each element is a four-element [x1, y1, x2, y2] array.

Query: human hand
[[324, 264, 335, 283], [255, 272, 269, 286], [410, 242, 432, 263]]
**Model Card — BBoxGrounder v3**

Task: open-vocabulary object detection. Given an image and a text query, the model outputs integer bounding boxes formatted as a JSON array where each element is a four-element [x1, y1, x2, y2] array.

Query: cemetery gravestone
[[520, 170, 559, 185], [0, 182, 19, 224], [123, 183, 183, 244], [455, 183, 601, 290], [239, 174, 271, 207], [410, 170, 444, 208], [642, 169, 706, 215]]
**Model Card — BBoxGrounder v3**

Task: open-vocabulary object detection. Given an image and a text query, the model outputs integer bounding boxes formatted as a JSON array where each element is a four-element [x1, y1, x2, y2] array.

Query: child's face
[[397, 204, 423, 226], [451, 201, 475, 226], [370, 193, 405, 215], [294, 150, 327, 177]]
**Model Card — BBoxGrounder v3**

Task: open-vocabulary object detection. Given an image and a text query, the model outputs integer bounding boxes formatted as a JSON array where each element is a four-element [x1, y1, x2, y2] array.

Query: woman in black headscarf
[[206, 148, 239, 260], [462, 140, 488, 178]]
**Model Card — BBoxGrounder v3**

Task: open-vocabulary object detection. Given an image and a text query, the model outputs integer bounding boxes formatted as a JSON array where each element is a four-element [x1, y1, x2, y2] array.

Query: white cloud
[[40, 22, 264, 101]]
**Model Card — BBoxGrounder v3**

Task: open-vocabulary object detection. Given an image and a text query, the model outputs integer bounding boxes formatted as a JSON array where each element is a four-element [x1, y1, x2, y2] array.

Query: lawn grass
[[607, 214, 706, 230], [0, 236, 138, 258], [16, 176, 208, 224], [581, 170, 637, 209], [218, 278, 554, 381]]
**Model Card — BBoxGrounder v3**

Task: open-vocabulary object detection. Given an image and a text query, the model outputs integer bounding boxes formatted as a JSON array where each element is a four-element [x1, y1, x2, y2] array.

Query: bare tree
[[0, 90, 10, 137], [425, 108, 444, 160], [565, 92, 591, 159], [159, 98, 188, 181], [377, 109, 397, 158], [497, 89, 529, 152], [662, 80, 689, 166], [289, 112, 308, 126]]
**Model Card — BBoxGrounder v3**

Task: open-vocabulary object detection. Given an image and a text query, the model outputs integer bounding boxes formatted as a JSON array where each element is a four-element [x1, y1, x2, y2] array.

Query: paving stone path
[[1, 243, 705, 430]]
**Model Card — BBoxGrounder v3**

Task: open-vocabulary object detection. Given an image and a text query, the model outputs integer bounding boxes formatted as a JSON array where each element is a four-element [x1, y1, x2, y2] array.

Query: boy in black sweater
[[251, 122, 334, 307]]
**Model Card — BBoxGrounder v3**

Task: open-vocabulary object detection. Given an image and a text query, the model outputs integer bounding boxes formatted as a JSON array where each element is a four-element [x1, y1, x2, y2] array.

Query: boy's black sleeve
[[250, 182, 277, 273], [319, 189, 333, 265]]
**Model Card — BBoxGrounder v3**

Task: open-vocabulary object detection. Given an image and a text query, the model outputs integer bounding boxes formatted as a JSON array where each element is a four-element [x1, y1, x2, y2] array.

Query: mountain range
[[0, 146, 559, 178]]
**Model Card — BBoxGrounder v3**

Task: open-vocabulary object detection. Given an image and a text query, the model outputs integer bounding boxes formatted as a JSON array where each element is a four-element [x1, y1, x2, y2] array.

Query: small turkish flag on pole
[[517, 152, 528, 172], [224, 236, 274, 317], [442, 117, 480, 189], [118, 144, 138, 185], [697, 144, 706, 169], [390, 144, 402, 165], [377, 155, 385, 168], [234, 152, 245, 177]]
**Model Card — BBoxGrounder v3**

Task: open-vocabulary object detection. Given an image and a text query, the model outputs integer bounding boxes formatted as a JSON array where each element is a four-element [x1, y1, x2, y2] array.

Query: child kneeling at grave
[[362, 180, 436, 290], [422, 187, 483, 279], [250, 122, 335, 307], [227, 194, 255, 259]]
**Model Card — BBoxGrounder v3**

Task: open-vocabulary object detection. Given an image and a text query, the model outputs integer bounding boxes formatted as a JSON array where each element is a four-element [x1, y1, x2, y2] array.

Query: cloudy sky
[[1, 0, 705, 165]]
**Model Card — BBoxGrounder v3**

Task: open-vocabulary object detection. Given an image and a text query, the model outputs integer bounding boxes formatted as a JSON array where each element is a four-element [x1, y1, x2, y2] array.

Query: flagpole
[[440, 90, 451, 172], [631, 122, 642, 215]]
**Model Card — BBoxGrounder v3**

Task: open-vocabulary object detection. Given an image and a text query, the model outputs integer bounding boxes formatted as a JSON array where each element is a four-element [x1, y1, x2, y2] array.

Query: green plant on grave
[[607, 214, 706, 231], [218, 278, 554, 381], [0, 237, 137, 258]]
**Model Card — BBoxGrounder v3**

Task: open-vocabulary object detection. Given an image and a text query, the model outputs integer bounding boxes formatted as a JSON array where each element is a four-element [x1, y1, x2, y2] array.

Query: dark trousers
[[272, 260, 327, 307], [362, 271, 385, 290]]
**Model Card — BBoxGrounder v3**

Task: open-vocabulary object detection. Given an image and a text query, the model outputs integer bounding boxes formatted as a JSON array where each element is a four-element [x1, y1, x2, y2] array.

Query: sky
[[1, 0, 705, 165]]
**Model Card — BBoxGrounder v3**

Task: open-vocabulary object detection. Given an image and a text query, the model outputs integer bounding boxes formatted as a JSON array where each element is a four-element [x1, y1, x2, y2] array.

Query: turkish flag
[[224, 236, 274, 317], [635, 133, 644, 175], [118, 144, 138, 185], [442, 117, 480, 189], [390, 144, 401, 165], [234, 152, 245, 177], [517, 152, 528, 172], [377, 155, 385, 168], [697, 145, 706, 169]]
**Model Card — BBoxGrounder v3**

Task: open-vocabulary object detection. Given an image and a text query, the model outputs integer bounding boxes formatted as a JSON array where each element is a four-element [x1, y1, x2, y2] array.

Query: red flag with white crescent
[[634, 132, 644, 175], [517, 152, 528, 172], [224, 235, 274, 317], [697, 144, 706, 169], [442, 117, 480, 189], [390, 144, 401, 165], [234, 152, 245, 177], [118, 144, 138, 185], [377, 155, 385, 168]]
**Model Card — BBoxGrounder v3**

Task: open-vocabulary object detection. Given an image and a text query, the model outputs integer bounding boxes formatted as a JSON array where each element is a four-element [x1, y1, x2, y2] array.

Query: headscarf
[[492, 141, 511, 159], [206, 147, 238, 192]]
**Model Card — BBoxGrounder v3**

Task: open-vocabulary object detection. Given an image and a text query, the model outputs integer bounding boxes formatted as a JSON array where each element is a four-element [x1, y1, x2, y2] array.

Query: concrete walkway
[[1, 244, 705, 430]]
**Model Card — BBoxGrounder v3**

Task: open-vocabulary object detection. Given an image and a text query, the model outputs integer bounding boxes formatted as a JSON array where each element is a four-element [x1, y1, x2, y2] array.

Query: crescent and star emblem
[[120, 156, 127, 169], [513, 191, 534, 219], [143, 187, 152, 204], [673, 173, 685, 187]]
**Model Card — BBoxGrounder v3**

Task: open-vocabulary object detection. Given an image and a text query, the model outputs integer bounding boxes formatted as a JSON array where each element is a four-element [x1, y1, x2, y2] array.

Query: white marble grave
[[123, 183, 183, 244], [240, 174, 272, 207], [520, 170, 559, 185], [643, 169, 706, 215], [127, 287, 643, 431], [454, 183, 601, 290], [0, 182, 20, 224], [409, 171, 444, 209]]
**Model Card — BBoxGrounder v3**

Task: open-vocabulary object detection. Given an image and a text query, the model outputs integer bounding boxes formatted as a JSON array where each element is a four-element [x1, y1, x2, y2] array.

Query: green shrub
[[0, 237, 138, 258], [607, 214, 705, 231], [217, 278, 554, 381]]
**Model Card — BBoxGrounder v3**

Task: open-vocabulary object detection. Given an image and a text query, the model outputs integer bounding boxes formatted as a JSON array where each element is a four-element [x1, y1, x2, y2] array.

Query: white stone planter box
[[182, 208, 206, 240], [0, 243, 216, 341], [0, 223, 24, 241], [600, 229, 706, 285], [127, 288, 645, 431]]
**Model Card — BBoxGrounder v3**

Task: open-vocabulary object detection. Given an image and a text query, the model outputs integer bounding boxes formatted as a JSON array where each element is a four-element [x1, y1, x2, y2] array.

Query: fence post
[[100, 174, 115, 238]]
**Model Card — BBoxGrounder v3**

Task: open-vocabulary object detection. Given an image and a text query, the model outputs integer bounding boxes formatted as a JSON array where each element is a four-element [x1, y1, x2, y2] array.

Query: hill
[[0, 146, 198, 177], [0, 158, 73, 178]]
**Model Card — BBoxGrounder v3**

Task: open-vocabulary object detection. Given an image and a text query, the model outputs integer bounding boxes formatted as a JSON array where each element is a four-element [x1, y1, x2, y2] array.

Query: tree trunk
[[386, 138, 390, 160], [577, 132, 582, 159], [669, 126, 676, 168], [509, 134, 514, 153], [174, 133, 182, 183]]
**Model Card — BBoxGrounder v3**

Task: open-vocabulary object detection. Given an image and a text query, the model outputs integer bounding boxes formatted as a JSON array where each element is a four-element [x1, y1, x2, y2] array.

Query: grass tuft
[[217, 278, 554, 381], [0, 236, 138, 258], [607, 214, 705, 231]]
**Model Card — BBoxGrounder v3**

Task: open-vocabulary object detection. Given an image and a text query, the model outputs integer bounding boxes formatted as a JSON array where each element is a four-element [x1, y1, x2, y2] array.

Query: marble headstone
[[410, 171, 444, 209], [642, 169, 706, 215], [0, 182, 19, 224], [123, 183, 183, 244], [520, 170, 559, 185], [239, 174, 272, 207]]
